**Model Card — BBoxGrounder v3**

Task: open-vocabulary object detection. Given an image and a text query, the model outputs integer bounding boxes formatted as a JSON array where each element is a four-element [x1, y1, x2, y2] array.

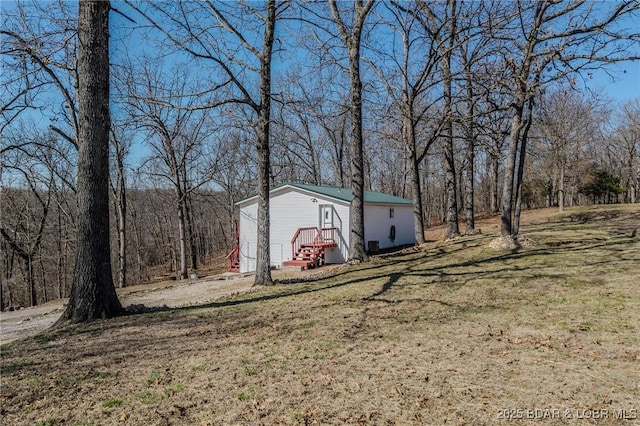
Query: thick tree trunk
[[254, 0, 275, 286], [500, 100, 524, 237], [329, 0, 373, 262], [402, 98, 425, 244], [59, 0, 122, 323], [347, 42, 366, 261], [409, 146, 425, 245], [512, 139, 527, 235], [444, 148, 459, 239], [513, 98, 534, 236]]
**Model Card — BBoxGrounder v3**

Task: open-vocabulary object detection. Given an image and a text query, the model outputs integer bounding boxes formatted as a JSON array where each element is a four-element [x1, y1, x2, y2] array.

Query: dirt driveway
[[0, 266, 339, 346], [0, 273, 258, 345]]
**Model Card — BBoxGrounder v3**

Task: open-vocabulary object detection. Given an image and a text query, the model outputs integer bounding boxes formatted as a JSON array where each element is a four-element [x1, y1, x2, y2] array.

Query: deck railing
[[314, 227, 337, 245], [226, 246, 239, 272], [290, 227, 319, 259], [226, 220, 240, 272]]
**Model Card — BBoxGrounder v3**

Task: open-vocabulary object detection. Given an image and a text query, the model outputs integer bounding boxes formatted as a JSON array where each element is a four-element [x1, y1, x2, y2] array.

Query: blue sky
[[585, 61, 640, 102], [2, 0, 639, 155]]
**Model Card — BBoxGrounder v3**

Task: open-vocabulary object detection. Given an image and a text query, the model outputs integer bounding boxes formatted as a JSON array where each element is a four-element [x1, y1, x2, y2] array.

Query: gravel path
[[0, 274, 256, 345]]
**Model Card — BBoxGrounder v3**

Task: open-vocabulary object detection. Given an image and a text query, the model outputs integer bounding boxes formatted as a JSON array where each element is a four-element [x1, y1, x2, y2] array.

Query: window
[[389, 208, 394, 218]]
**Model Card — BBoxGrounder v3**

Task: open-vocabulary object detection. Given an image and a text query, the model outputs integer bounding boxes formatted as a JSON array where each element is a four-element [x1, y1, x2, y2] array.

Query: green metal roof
[[237, 182, 413, 205]]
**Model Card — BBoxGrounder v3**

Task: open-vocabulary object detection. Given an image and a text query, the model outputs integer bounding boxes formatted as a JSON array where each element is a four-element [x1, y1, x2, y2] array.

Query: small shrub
[[237, 389, 255, 401], [101, 398, 125, 408], [163, 383, 184, 397], [22, 374, 43, 389]]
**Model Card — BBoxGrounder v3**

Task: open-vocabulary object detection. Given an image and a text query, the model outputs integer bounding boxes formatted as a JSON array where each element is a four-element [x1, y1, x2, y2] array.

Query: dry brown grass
[[1, 205, 639, 425]]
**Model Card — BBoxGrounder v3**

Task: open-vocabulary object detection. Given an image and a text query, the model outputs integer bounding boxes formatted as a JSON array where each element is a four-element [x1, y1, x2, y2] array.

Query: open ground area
[[1, 205, 639, 425]]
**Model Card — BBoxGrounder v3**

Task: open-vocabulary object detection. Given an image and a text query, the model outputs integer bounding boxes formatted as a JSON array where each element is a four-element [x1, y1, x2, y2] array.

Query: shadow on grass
[[11, 216, 638, 361]]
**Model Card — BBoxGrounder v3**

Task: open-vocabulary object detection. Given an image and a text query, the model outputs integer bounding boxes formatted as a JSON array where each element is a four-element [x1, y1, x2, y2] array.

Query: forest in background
[[1, 0, 639, 309]]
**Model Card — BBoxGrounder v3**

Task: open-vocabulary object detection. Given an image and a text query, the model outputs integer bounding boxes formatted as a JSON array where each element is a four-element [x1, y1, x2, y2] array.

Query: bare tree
[[537, 89, 605, 212], [498, 0, 640, 237], [611, 99, 640, 204], [128, 0, 283, 285], [272, 73, 331, 185], [0, 1, 79, 147], [0, 134, 55, 307], [59, 0, 122, 323], [455, 1, 502, 235], [418, 0, 461, 239], [121, 59, 215, 280], [327, 0, 375, 261], [109, 127, 129, 287], [365, 0, 446, 244]]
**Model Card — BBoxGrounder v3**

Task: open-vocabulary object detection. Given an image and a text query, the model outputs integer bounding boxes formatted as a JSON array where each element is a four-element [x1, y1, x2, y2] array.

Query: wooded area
[[1, 0, 639, 310]]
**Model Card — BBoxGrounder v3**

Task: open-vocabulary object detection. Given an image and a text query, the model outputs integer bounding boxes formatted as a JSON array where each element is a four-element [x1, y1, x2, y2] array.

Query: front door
[[320, 205, 334, 229]]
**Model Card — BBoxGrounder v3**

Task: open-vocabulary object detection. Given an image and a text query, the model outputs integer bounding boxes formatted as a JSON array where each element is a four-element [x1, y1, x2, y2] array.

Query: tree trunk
[[59, 0, 122, 323], [130, 206, 145, 283], [27, 256, 36, 307], [184, 191, 198, 271], [464, 137, 475, 235], [463, 69, 475, 235], [56, 207, 64, 298], [115, 153, 127, 288], [254, 0, 275, 286], [176, 198, 188, 279], [512, 98, 534, 236], [558, 162, 565, 213], [408, 141, 425, 245], [329, 0, 373, 262], [444, 150, 459, 239], [117, 194, 126, 287], [442, 0, 459, 240], [500, 98, 524, 237], [490, 155, 500, 213], [347, 43, 366, 261], [442, 84, 459, 238], [39, 256, 47, 303]]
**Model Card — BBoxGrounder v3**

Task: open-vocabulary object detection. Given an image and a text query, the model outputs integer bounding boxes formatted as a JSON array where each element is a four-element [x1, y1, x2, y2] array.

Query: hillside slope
[[1, 205, 639, 425]]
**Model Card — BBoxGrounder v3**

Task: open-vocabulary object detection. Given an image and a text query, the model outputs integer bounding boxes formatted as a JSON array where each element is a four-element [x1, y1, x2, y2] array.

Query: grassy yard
[[1, 205, 639, 425]]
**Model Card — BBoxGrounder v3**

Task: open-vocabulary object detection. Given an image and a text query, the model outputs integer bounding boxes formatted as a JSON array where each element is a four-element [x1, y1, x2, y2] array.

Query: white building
[[230, 183, 415, 273]]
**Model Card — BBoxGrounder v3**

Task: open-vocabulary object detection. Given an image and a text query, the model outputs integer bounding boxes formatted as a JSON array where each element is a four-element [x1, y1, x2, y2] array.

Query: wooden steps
[[226, 220, 240, 272], [283, 227, 338, 269]]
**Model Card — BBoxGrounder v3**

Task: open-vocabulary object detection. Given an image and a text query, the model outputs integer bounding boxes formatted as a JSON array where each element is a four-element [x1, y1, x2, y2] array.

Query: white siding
[[364, 204, 415, 250], [324, 202, 349, 264], [238, 203, 258, 273], [237, 187, 350, 273]]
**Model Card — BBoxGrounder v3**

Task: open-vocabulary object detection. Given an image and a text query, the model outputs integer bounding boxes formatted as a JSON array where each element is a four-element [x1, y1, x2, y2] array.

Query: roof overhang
[[235, 183, 413, 207], [235, 184, 349, 207]]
